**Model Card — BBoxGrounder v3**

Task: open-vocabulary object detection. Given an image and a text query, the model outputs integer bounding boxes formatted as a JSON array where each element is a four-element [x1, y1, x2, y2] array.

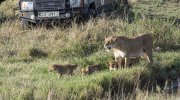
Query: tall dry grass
[[0, 16, 179, 61]]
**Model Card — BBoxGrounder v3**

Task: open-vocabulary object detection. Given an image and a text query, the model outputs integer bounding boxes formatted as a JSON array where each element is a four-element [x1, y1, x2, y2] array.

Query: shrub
[[29, 48, 48, 58]]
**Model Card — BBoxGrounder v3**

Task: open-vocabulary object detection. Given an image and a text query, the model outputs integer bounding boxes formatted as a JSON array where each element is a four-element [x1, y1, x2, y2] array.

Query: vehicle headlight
[[70, 0, 81, 7], [21, 1, 33, 11]]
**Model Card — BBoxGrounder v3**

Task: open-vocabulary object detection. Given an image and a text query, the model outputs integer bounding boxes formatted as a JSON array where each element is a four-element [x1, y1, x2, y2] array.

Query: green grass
[[0, 52, 180, 99], [0, 0, 180, 99], [133, 0, 180, 18]]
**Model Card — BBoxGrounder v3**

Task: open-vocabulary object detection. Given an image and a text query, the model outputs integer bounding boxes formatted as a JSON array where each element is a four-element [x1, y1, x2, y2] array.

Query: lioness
[[104, 34, 153, 68], [81, 64, 102, 75], [108, 58, 140, 70], [48, 64, 78, 77]]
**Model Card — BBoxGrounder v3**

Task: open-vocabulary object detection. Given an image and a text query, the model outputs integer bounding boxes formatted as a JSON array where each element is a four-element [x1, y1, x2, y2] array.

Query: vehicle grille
[[35, 0, 65, 10]]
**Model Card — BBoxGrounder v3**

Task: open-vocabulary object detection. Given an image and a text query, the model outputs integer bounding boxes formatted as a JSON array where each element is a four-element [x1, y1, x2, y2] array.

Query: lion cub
[[108, 60, 119, 71], [48, 64, 78, 77], [108, 58, 140, 70], [81, 64, 102, 75]]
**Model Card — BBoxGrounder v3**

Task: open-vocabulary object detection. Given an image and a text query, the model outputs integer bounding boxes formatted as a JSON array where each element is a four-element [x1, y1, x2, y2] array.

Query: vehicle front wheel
[[22, 20, 36, 30], [86, 8, 97, 20]]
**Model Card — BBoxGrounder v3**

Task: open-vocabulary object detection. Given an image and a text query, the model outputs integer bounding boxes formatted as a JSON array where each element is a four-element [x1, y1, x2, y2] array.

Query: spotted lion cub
[[48, 64, 78, 77], [108, 60, 119, 71], [81, 64, 102, 75]]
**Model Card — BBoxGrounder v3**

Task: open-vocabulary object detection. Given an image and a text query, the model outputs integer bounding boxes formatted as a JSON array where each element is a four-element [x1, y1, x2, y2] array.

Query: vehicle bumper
[[19, 7, 88, 23]]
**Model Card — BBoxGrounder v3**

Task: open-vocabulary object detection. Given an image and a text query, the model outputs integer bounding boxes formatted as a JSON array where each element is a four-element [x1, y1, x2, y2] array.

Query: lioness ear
[[105, 36, 107, 40], [105, 34, 110, 40], [107, 62, 109, 66], [112, 36, 118, 42]]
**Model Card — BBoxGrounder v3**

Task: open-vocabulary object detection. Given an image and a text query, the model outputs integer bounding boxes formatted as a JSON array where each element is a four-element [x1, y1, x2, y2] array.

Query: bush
[[29, 48, 48, 58]]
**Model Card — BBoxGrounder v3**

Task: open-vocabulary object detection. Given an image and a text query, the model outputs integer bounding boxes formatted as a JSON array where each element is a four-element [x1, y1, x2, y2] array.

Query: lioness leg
[[146, 49, 153, 64], [125, 56, 130, 68], [115, 57, 123, 69], [143, 49, 153, 64], [142, 53, 148, 61]]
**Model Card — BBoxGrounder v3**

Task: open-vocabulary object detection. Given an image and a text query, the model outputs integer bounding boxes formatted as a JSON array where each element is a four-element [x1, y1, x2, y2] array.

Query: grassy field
[[133, 0, 180, 18], [0, 0, 180, 99]]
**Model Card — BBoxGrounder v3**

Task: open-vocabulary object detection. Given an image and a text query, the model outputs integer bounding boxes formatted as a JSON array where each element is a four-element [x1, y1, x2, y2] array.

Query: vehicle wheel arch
[[88, 2, 96, 10]]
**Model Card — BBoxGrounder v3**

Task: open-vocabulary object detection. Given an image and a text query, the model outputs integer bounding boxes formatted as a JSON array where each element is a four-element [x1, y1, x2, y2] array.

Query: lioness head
[[104, 36, 120, 51]]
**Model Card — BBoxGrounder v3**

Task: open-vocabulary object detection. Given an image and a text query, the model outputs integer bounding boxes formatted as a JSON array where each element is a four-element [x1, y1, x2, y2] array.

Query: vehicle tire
[[86, 8, 97, 20], [22, 20, 30, 30], [22, 20, 36, 30]]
